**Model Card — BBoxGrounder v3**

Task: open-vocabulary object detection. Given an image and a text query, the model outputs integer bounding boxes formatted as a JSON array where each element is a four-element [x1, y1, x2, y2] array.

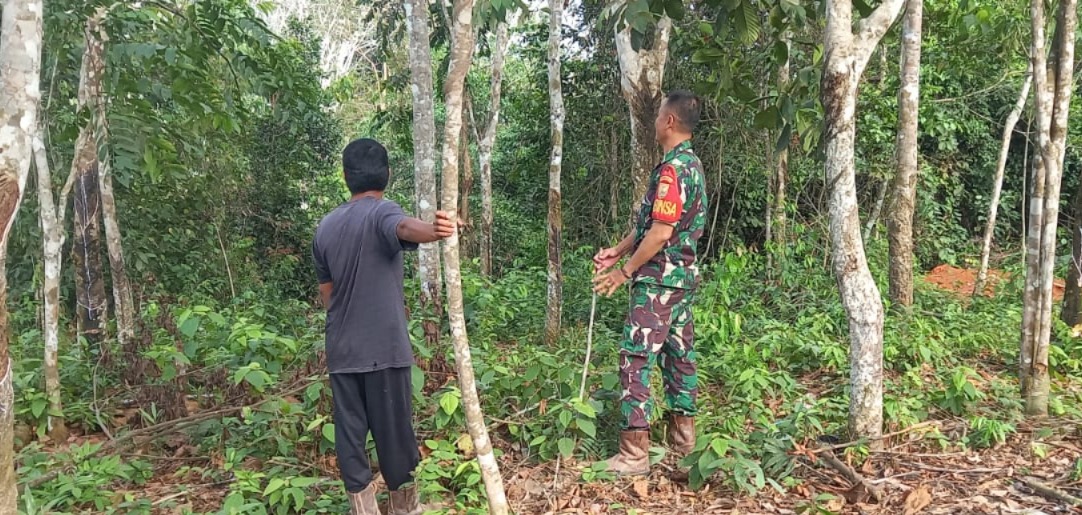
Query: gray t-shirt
[[312, 197, 419, 374]]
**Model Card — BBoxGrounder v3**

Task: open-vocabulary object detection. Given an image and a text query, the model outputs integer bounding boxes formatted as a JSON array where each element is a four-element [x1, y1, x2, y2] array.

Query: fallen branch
[[905, 462, 1003, 475], [813, 421, 940, 454], [819, 451, 884, 503], [1021, 477, 1082, 506], [23, 378, 319, 490]]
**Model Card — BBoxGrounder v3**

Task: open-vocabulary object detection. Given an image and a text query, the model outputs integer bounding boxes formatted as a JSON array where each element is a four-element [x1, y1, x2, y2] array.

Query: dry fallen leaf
[[633, 479, 650, 499], [904, 485, 933, 515]]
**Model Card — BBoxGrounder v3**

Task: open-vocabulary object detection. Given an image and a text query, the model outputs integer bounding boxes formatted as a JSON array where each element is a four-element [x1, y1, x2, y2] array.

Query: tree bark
[[545, 0, 565, 347], [33, 131, 71, 443], [975, 67, 1032, 296], [615, 17, 671, 213], [1022, 0, 1077, 417], [404, 0, 443, 348], [72, 141, 107, 349], [459, 104, 473, 253], [822, 0, 905, 442], [886, 0, 923, 309], [0, 0, 44, 508], [1064, 178, 1082, 326], [772, 34, 791, 266], [439, 0, 509, 511], [478, 22, 510, 277]]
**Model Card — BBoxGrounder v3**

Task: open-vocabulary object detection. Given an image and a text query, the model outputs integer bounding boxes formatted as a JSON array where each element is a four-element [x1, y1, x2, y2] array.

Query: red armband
[[651, 164, 683, 224]]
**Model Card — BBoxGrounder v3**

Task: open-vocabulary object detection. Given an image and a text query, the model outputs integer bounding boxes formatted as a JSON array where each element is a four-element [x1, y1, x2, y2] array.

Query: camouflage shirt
[[632, 140, 707, 290]]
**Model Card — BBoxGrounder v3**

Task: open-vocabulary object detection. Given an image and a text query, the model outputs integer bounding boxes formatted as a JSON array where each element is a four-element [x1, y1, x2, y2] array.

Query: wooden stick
[[1021, 478, 1082, 506], [819, 451, 884, 503], [812, 420, 939, 454], [905, 462, 1003, 474]]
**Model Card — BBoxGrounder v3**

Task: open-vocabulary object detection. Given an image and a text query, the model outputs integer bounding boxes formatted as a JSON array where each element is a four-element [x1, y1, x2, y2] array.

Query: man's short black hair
[[342, 138, 389, 194], [664, 90, 703, 133]]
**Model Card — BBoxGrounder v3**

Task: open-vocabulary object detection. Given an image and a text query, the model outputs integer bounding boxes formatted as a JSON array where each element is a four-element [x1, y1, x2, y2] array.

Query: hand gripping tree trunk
[[544, 0, 565, 347], [615, 16, 671, 210], [885, 0, 922, 309], [821, 0, 905, 441], [440, 0, 509, 511], [975, 66, 1032, 296], [479, 22, 510, 277], [33, 131, 76, 443], [404, 0, 444, 348], [1021, 0, 1077, 417], [0, 0, 44, 509]]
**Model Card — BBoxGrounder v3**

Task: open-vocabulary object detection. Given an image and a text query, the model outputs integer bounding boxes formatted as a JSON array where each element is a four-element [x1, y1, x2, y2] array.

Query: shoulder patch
[[652, 164, 682, 224]]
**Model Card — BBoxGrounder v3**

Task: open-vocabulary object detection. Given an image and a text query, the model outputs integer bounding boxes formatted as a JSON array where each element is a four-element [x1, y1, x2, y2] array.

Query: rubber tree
[[0, 0, 45, 508], [820, 0, 905, 440], [439, 0, 510, 510], [1021, 0, 1077, 417], [544, 0, 565, 347], [885, 0, 923, 309]]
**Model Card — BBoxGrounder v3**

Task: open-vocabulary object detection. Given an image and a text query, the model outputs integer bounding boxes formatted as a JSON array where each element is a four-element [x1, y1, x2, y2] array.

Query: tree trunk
[[1021, 0, 1077, 417], [0, 0, 44, 508], [1064, 177, 1082, 326], [439, 0, 509, 511], [72, 133, 107, 350], [822, 0, 905, 441], [886, 0, 923, 309], [459, 107, 473, 254], [545, 0, 565, 347], [975, 67, 1032, 296], [773, 35, 791, 263], [33, 132, 71, 443], [615, 17, 671, 213], [404, 0, 443, 348], [478, 22, 509, 277]]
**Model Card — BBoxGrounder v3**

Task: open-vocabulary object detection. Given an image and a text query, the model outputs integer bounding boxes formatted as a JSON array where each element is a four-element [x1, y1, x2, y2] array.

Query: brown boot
[[348, 483, 382, 515], [601, 430, 650, 476], [387, 484, 428, 515], [668, 414, 696, 456]]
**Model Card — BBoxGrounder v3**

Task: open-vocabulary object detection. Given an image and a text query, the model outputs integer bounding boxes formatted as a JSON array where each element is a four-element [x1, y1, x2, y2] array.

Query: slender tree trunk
[[1022, 0, 1077, 417], [479, 22, 509, 277], [33, 132, 72, 443], [459, 108, 473, 254], [975, 67, 1032, 296], [544, 0, 565, 347], [0, 0, 44, 507], [863, 176, 888, 241], [774, 35, 791, 258], [404, 0, 443, 348], [1064, 178, 1082, 326], [822, 0, 905, 441], [886, 0, 923, 309], [615, 17, 671, 212], [440, 0, 509, 511]]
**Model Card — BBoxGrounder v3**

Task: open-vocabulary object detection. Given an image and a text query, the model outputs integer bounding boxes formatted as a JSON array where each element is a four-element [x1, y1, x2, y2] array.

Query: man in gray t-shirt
[[313, 138, 454, 515]]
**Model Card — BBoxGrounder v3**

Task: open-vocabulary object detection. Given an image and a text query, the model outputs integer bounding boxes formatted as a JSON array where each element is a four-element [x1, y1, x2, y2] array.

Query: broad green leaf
[[179, 317, 201, 338], [264, 478, 286, 496], [322, 424, 336, 444], [754, 107, 780, 130], [577, 419, 597, 438], [558, 437, 575, 458], [439, 392, 460, 415]]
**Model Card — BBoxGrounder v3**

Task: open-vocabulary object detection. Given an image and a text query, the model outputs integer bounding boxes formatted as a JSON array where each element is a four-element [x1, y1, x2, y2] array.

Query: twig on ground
[[813, 421, 940, 454], [1042, 440, 1082, 455], [870, 471, 921, 484], [152, 491, 189, 507], [819, 451, 884, 503], [905, 462, 1003, 474], [1021, 477, 1082, 506]]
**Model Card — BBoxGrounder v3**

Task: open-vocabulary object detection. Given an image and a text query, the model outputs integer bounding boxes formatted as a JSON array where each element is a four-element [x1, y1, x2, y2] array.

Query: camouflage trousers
[[620, 282, 698, 430]]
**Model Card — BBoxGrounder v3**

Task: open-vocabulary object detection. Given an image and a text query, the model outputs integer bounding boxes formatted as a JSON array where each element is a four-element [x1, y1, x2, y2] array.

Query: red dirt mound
[[924, 264, 1064, 301]]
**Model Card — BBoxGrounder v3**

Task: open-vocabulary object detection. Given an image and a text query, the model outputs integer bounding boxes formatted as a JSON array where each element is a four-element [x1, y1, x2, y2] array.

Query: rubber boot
[[348, 483, 382, 515], [601, 430, 650, 476], [388, 484, 429, 515], [668, 414, 696, 456]]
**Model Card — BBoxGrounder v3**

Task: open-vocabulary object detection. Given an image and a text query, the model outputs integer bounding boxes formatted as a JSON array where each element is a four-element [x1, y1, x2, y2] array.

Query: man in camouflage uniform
[[593, 90, 707, 476]]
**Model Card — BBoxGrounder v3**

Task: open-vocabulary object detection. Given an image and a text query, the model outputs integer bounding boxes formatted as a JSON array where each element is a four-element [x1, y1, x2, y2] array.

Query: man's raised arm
[[397, 211, 458, 244]]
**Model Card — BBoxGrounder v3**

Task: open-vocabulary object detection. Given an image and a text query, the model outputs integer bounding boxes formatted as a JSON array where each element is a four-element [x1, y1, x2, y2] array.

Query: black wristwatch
[[619, 268, 632, 279]]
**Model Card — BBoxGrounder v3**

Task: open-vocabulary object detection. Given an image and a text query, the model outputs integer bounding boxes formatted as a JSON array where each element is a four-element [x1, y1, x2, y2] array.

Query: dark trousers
[[330, 368, 420, 493]]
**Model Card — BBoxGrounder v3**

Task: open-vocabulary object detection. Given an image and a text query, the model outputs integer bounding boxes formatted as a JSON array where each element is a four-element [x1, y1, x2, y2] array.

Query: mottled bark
[[773, 35, 791, 260], [72, 150, 106, 347], [975, 67, 1032, 296], [1022, 0, 1077, 417], [459, 108, 473, 253], [1063, 178, 1082, 326], [886, 0, 922, 308], [439, 0, 509, 511], [0, 0, 44, 508], [479, 22, 509, 277], [404, 0, 443, 347], [33, 131, 71, 442], [615, 17, 671, 212], [545, 0, 564, 347], [822, 0, 905, 441]]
